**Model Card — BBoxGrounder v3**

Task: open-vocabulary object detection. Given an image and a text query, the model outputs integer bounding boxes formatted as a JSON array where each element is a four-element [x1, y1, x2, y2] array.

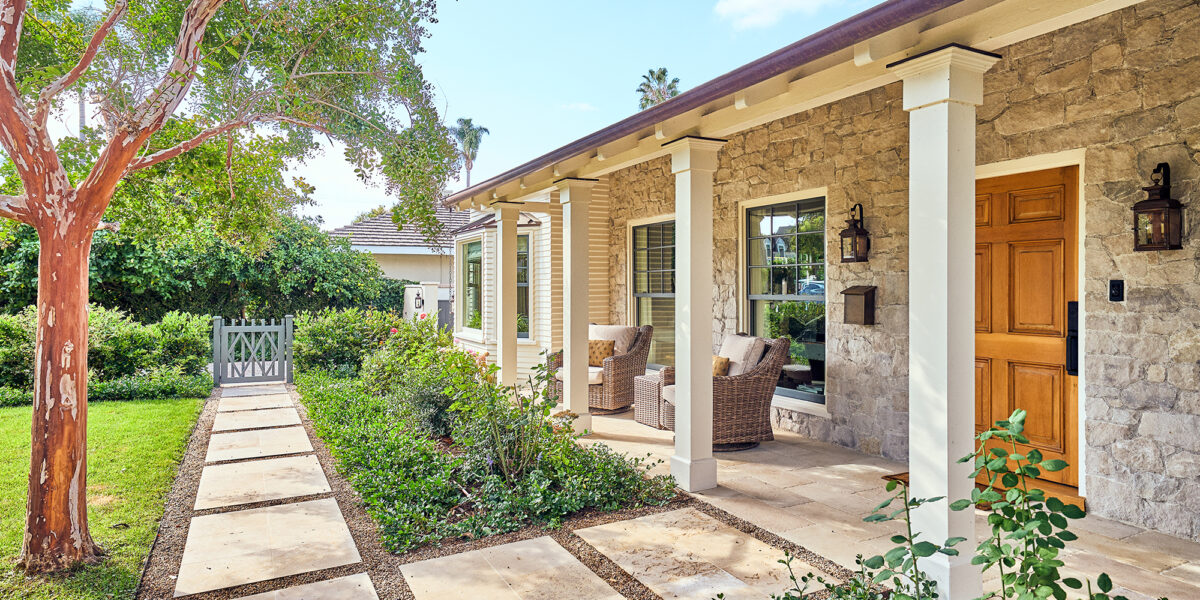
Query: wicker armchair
[[661, 337, 791, 450], [547, 325, 653, 413]]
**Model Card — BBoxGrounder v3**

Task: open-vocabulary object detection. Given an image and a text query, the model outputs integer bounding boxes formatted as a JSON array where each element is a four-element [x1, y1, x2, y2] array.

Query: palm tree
[[637, 68, 680, 110], [450, 117, 490, 188]]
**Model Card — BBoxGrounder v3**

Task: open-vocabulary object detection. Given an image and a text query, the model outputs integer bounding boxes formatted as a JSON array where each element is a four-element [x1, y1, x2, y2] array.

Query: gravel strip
[[138, 383, 848, 600]]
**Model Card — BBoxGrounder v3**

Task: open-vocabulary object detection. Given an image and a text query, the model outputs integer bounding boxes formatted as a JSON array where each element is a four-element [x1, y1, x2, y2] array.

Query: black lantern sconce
[[1133, 162, 1185, 251], [839, 203, 871, 263], [413, 289, 425, 310]]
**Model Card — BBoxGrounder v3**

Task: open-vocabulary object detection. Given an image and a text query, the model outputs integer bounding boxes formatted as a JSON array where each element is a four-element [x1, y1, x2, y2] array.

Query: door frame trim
[[976, 148, 1087, 496]]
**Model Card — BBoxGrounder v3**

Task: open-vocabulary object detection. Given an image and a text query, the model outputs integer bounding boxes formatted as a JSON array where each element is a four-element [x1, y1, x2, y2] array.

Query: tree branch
[[0, 194, 31, 224], [33, 0, 128, 128], [0, 0, 27, 74], [126, 114, 330, 172]]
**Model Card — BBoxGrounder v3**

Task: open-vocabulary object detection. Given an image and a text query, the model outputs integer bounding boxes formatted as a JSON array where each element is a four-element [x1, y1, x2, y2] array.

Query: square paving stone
[[401, 536, 622, 600], [174, 498, 360, 597], [218, 394, 294, 413], [233, 573, 378, 600], [222, 384, 288, 397], [206, 427, 313, 463], [195, 455, 331, 510], [575, 508, 830, 599], [212, 407, 301, 432]]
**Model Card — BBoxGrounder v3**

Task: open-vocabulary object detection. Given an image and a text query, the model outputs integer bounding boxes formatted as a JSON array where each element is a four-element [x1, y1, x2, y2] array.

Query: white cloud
[[713, 0, 836, 30], [561, 101, 597, 112]]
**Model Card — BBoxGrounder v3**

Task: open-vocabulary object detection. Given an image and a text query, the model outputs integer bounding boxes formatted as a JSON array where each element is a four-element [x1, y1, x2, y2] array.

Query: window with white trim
[[517, 235, 530, 338], [746, 197, 826, 402], [632, 221, 675, 367], [463, 240, 483, 330]]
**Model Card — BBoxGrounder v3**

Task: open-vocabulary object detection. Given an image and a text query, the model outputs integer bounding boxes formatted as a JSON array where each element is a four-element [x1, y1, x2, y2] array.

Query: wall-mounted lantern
[[413, 289, 425, 310], [1133, 162, 1184, 251], [839, 203, 871, 263]]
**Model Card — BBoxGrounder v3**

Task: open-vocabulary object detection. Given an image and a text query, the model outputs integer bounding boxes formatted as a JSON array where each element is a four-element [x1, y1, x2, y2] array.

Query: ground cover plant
[[0, 396, 205, 599], [298, 314, 675, 553]]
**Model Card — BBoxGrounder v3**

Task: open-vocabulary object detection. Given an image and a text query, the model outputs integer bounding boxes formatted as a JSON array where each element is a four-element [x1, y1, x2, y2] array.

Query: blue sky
[[57, 0, 884, 228], [300, 0, 883, 228]]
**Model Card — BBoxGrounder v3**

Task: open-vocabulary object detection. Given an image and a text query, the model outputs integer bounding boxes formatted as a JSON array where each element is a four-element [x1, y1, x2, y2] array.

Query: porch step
[[883, 472, 1085, 511]]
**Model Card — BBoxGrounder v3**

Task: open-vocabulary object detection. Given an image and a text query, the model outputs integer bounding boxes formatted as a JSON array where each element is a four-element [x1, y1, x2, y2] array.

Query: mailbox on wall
[[841, 285, 876, 325]]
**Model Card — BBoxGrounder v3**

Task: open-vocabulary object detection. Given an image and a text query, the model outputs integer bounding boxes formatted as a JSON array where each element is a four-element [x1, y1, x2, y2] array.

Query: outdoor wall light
[[839, 203, 871, 263], [1133, 162, 1185, 251], [413, 289, 425, 309]]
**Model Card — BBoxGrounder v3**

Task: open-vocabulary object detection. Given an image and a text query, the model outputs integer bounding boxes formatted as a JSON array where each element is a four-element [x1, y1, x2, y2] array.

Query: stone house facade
[[447, 0, 1200, 566]]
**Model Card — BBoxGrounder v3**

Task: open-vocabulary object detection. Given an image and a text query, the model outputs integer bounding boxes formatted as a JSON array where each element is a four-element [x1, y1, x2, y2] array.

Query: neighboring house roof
[[444, 0, 964, 208], [453, 212, 542, 236], [329, 209, 469, 254]]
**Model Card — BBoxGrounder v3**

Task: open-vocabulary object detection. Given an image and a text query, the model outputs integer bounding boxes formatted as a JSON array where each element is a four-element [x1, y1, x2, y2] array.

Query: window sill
[[456, 329, 484, 344], [772, 395, 830, 419]]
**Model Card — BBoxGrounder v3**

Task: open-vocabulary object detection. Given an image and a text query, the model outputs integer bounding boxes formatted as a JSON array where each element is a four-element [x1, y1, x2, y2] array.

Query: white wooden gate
[[212, 316, 293, 385]]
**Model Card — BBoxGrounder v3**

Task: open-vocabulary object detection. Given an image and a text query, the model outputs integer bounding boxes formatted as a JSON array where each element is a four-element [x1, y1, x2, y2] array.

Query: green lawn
[[0, 397, 204, 599]]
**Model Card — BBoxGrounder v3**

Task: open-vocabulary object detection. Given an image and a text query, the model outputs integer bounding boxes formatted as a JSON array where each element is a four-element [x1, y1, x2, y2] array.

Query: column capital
[[887, 43, 1001, 111], [663, 136, 727, 174], [491, 199, 523, 213], [555, 177, 598, 204]]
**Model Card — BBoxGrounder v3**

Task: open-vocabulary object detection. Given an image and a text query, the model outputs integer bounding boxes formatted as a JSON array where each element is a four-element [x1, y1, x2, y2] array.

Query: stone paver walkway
[[577, 508, 834, 600], [402, 537, 623, 600], [173, 384, 378, 599]]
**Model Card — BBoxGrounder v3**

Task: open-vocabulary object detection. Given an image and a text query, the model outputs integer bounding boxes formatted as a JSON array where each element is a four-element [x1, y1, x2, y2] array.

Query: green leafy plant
[[951, 410, 1161, 600], [293, 307, 409, 375], [465, 310, 483, 330], [853, 479, 960, 599]]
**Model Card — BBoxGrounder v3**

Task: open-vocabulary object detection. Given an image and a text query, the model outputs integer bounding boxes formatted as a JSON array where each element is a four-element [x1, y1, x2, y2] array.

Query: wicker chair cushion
[[554, 367, 604, 385], [718, 335, 767, 376], [662, 384, 675, 405], [587, 340, 615, 366], [588, 324, 638, 355]]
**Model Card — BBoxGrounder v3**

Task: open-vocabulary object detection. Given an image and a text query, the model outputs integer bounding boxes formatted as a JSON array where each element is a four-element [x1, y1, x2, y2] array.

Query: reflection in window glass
[[464, 240, 483, 330], [746, 197, 826, 403], [632, 221, 675, 367]]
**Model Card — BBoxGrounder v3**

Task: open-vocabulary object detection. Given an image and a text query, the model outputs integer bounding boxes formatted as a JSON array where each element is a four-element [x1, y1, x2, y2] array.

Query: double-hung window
[[746, 197, 826, 402], [463, 240, 483, 330], [632, 221, 675, 367], [517, 235, 530, 338]]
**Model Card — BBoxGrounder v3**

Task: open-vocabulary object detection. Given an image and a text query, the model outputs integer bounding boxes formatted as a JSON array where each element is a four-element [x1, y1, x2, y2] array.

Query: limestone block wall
[[607, 85, 913, 461], [602, 0, 1200, 538], [975, 0, 1200, 539]]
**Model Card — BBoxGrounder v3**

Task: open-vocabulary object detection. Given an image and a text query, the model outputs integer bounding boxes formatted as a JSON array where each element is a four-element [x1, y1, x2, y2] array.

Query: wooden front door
[[975, 167, 1079, 486]]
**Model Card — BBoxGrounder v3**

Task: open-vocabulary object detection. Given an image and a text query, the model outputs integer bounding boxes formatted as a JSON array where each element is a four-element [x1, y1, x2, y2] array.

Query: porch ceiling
[[447, 0, 1139, 211]]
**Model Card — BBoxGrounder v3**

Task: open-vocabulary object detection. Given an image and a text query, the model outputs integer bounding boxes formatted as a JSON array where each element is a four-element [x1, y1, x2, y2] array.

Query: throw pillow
[[588, 339, 616, 367], [712, 355, 731, 377]]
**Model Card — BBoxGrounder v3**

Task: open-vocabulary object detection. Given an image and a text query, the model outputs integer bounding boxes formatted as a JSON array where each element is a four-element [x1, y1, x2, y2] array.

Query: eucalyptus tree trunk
[[18, 216, 101, 572]]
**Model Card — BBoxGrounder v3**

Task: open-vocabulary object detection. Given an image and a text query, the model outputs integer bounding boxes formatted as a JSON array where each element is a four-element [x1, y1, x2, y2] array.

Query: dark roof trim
[[661, 135, 728, 147], [884, 42, 1001, 68], [445, 0, 966, 207]]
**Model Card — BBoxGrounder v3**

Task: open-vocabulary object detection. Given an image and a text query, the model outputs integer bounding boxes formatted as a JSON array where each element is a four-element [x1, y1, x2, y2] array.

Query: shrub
[[297, 348, 676, 553], [89, 366, 213, 402], [0, 386, 32, 407], [0, 306, 35, 388], [151, 311, 211, 376], [88, 305, 157, 380], [293, 308, 409, 375]]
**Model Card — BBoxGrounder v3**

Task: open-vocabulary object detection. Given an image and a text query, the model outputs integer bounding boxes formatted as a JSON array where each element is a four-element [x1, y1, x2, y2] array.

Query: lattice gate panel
[[212, 317, 293, 385]]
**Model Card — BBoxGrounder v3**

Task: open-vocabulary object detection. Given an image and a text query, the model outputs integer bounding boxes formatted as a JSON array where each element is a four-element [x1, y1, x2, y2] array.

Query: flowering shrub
[[293, 307, 409, 375], [299, 338, 675, 553]]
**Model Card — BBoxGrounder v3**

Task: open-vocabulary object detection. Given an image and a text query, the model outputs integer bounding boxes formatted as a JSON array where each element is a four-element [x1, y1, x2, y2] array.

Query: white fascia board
[[350, 245, 444, 255]]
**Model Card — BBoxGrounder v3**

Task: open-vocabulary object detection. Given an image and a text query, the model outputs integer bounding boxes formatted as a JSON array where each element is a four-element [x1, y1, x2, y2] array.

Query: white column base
[[921, 552, 983, 599], [571, 412, 593, 435], [670, 455, 717, 492]]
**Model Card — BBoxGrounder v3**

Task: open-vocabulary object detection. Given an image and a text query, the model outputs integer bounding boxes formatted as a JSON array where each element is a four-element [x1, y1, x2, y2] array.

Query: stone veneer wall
[[604, 0, 1200, 537], [975, 0, 1200, 538], [607, 85, 913, 461]]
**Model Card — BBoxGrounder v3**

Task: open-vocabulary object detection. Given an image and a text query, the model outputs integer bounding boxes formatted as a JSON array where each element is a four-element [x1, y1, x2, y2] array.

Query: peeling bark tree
[[0, 0, 457, 572]]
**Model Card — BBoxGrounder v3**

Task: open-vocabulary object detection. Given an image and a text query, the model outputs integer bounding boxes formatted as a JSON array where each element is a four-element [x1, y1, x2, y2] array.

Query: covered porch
[[582, 411, 1200, 600]]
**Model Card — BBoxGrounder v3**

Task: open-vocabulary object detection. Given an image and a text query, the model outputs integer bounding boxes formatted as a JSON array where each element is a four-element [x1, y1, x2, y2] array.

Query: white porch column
[[557, 178, 597, 433], [494, 202, 520, 388], [665, 136, 726, 492], [888, 44, 999, 597]]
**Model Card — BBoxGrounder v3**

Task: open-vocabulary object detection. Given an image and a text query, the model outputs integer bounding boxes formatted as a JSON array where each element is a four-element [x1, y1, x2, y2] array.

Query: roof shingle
[[328, 209, 469, 249]]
